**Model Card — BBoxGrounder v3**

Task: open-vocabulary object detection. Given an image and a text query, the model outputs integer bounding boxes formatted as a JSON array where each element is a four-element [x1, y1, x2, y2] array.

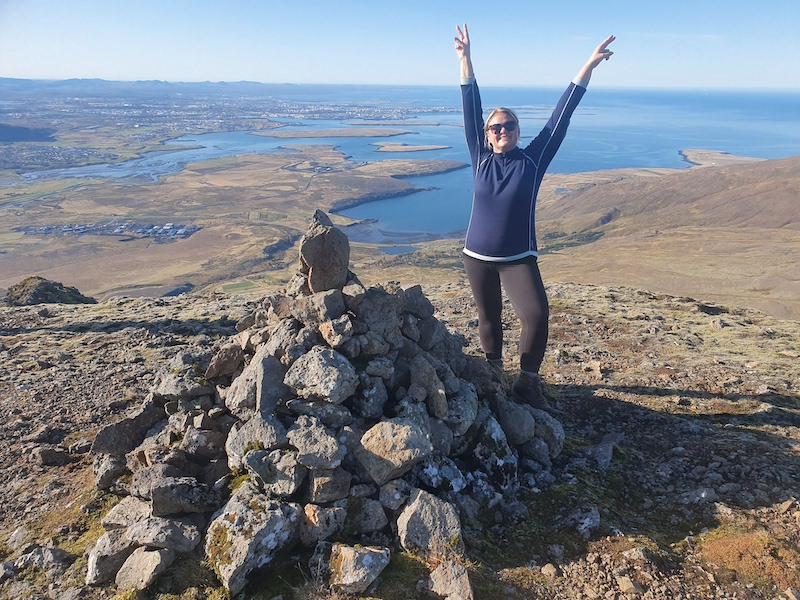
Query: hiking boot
[[512, 372, 549, 409], [487, 358, 504, 383]]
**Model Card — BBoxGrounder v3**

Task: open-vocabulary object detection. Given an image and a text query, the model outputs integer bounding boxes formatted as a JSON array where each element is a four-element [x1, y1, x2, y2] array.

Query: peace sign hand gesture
[[454, 23, 470, 61], [454, 23, 473, 79]]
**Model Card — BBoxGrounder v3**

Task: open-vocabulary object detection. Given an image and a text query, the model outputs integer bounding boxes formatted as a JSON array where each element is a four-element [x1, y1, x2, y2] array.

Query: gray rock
[[128, 443, 192, 476], [93, 453, 128, 490], [298, 209, 350, 293], [417, 315, 447, 351], [101, 496, 152, 530], [520, 436, 553, 469], [179, 425, 227, 462], [340, 498, 388, 535], [286, 398, 354, 428], [351, 374, 388, 420], [299, 504, 347, 547], [150, 476, 221, 516], [85, 529, 137, 586], [244, 448, 308, 498], [255, 352, 291, 415], [473, 415, 519, 497], [263, 318, 302, 360], [357, 418, 433, 486], [125, 516, 201, 553], [115, 547, 175, 591], [587, 432, 625, 471], [365, 356, 395, 379], [308, 467, 352, 503], [379, 479, 412, 511], [155, 353, 213, 400], [401, 313, 421, 342], [352, 285, 403, 350], [356, 331, 391, 357], [14, 545, 73, 574], [341, 277, 366, 310], [130, 463, 188, 500], [410, 354, 448, 418], [412, 456, 466, 494], [225, 412, 288, 471], [429, 558, 474, 600], [528, 407, 565, 458], [495, 396, 537, 446], [287, 414, 345, 470], [443, 380, 479, 438], [31, 446, 70, 466], [205, 482, 300, 595], [204, 342, 246, 380], [225, 354, 258, 418], [428, 417, 454, 456], [284, 346, 358, 404], [292, 289, 347, 325], [397, 488, 464, 558], [91, 394, 165, 455], [5, 527, 28, 551], [328, 543, 391, 595], [401, 284, 436, 319]]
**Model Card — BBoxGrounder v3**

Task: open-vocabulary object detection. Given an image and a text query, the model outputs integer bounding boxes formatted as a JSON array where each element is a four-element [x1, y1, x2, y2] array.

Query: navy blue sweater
[[461, 79, 586, 261]]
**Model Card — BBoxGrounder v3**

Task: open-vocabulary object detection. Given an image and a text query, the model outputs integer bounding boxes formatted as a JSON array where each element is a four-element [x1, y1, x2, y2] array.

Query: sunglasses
[[487, 121, 517, 134]]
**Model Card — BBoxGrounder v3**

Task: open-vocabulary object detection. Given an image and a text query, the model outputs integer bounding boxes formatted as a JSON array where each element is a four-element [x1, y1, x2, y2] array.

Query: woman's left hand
[[586, 35, 616, 70]]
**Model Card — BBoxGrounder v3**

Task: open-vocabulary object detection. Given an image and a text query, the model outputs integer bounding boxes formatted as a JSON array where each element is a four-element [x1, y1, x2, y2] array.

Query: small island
[[371, 142, 450, 153]]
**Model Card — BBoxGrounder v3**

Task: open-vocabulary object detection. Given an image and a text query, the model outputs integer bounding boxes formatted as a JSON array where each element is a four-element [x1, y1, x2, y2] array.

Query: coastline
[[336, 149, 762, 247], [679, 148, 765, 167]]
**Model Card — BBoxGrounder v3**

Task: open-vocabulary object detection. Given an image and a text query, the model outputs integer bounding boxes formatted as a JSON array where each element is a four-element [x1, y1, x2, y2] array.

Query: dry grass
[[700, 528, 800, 591]]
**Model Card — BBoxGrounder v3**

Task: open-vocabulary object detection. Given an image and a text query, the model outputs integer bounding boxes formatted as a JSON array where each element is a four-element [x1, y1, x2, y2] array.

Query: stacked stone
[[87, 210, 565, 597]]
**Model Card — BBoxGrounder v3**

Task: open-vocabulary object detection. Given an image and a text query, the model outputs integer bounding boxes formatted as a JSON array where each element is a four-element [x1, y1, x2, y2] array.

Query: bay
[[16, 85, 800, 239]]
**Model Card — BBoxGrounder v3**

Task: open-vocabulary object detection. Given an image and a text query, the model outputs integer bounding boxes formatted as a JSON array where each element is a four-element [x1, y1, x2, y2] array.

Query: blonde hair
[[484, 107, 520, 149]]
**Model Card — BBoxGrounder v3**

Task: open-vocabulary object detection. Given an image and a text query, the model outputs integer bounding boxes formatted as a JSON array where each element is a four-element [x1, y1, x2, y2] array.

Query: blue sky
[[1, 0, 798, 90]]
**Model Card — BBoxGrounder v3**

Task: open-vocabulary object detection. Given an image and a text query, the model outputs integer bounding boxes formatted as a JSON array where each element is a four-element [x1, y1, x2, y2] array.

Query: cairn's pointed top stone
[[311, 208, 334, 228], [299, 210, 350, 293]]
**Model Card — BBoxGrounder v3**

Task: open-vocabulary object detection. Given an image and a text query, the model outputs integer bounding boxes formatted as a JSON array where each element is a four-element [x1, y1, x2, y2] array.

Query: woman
[[455, 23, 615, 408]]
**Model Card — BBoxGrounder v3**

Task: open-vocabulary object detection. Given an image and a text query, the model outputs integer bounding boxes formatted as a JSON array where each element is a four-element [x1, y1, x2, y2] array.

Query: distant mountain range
[[0, 76, 348, 98]]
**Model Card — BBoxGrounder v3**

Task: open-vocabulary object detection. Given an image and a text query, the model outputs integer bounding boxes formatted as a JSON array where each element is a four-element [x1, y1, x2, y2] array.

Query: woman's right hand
[[454, 23, 470, 61]]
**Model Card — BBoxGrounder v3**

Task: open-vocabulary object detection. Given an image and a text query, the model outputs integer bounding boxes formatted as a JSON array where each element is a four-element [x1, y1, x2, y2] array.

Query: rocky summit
[[4, 275, 97, 306], [1, 211, 800, 600]]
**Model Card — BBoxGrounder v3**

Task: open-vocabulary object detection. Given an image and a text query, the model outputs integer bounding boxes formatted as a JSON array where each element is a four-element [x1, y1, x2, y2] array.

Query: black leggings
[[463, 254, 549, 373]]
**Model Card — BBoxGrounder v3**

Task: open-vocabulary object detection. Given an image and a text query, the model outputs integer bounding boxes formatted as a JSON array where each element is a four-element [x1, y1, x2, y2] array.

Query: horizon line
[[2, 76, 800, 94]]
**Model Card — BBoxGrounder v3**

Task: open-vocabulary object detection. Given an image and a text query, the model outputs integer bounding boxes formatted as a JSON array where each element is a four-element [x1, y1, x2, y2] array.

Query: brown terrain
[[1, 123, 800, 598], [1, 276, 799, 599], [3, 146, 799, 320]]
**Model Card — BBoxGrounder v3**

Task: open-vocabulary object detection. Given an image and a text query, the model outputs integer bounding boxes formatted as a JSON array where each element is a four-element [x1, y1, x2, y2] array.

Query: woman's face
[[486, 111, 519, 153]]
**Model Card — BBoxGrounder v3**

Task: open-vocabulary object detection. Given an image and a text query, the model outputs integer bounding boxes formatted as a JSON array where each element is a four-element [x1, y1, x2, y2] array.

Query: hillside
[[538, 154, 800, 232], [1, 278, 799, 599], [528, 153, 800, 320]]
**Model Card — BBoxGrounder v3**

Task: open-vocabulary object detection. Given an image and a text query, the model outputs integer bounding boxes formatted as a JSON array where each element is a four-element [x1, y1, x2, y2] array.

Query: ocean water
[[337, 86, 800, 236], [17, 85, 800, 238]]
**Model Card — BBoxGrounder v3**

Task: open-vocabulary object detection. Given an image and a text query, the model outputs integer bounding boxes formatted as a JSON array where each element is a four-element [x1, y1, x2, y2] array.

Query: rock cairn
[[86, 210, 566, 597]]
